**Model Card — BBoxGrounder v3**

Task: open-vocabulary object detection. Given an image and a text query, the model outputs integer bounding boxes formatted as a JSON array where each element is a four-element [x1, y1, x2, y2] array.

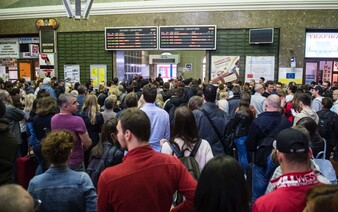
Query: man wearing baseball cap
[[253, 127, 321, 212]]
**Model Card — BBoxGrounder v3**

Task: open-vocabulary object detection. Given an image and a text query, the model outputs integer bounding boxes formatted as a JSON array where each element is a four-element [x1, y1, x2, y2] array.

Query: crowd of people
[[0, 75, 338, 211]]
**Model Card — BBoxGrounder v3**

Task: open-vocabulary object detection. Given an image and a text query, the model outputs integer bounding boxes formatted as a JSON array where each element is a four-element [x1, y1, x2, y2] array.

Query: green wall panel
[[57, 31, 113, 84], [211, 29, 279, 81]]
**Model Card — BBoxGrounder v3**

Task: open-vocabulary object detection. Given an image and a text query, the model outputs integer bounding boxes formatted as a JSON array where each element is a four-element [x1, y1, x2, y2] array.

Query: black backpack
[[168, 139, 202, 180], [317, 111, 336, 141]]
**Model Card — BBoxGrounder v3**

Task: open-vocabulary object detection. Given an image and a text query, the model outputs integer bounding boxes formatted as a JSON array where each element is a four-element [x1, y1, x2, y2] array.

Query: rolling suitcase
[[15, 155, 38, 189]]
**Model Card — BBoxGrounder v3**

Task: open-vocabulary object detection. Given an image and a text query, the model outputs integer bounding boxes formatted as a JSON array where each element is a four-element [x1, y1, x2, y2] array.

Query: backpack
[[168, 139, 202, 180], [86, 146, 115, 188], [317, 111, 336, 141]]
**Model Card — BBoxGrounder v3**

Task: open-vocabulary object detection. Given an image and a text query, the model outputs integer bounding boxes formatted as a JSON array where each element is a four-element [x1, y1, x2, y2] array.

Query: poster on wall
[[39, 53, 55, 78], [90, 65, 107, 89], [278, 68, 303, 84], [320, 61, 333, 83], [210, 56, 240, 84], [64, 64, 80, 83], [0, 38, 19, 58], [245, 56, 275, 82], [334, 61, 338, 72]]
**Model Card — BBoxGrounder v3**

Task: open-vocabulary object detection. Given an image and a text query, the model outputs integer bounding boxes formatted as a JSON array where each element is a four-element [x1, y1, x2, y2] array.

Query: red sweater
[[97, 145, 197, 212]]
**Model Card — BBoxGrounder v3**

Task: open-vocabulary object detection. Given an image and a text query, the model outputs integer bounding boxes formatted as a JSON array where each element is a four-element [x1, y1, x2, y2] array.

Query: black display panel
[[159, 25, 217, 50], [105, 27, 158, 50]]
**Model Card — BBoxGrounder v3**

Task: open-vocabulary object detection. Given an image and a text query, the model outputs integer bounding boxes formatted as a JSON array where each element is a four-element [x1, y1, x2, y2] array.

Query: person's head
[[82, 94, 100, 124], [265, 80, 274, 93], [322, 81, 331, 90], [295, 93, 312, 110], [274, 127, 312, 173], [41, 130, 73, 165], [142, 83, 157, 103], [239, 92, 251, 108], [288, 84, 297, 95], [77, 85, 87, 95], [35, 96, 57, 116], [304, 184, 338, 212], [333, 89, 338, 101], [249, 79, 255, 86], [57, 93, 79, 114], [311, 85, 323, 97], [254, 83, 264, 94], [232, 85, 241, 96], [172, 106, 199, 147], [265, 94, 281, 112], [117, 108, 150, 150], [36, 89, 50, 99], [275, 82, 283, 91], [0, 90, 12, 104], [24, 93, 36, 112], [203, 84, 217, 102], [103, 97, 114, 110], [259, 77, 265, 84], [124, 92, 138, 108], [321, 97, 333, 109], [42, 77, 51, 85], [188, 95, 203, 111], [0, 184, 34, 212], [295, 117, 318, 137], [194, 155, 249, 212]]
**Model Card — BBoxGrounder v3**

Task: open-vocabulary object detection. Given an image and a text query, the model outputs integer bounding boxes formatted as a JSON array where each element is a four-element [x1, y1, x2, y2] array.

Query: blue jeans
[[235, 136, 249, 173], [252, 164, 269, 204]]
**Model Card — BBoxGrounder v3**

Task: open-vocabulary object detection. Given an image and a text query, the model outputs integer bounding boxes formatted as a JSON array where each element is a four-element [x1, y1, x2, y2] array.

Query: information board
[[159, 25, 216, 50], [105, 27, 157, 50]]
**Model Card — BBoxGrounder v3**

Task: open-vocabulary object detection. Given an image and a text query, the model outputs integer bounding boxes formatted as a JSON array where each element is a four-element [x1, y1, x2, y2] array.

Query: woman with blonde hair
[[80, 94, 104, 167]]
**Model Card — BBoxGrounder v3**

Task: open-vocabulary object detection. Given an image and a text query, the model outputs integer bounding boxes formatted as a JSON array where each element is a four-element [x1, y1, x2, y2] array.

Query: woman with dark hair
[[87, 118, 124, 187], [295, 117, 324, 157], [28, 130, 97, 211], [227, 92, 255, 173], [194, 155, 250, 212], [161, 106, 213, 171]]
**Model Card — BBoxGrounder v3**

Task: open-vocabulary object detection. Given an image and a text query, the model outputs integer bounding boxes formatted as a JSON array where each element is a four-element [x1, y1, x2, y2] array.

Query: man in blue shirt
[[140, 83, 170, 152]]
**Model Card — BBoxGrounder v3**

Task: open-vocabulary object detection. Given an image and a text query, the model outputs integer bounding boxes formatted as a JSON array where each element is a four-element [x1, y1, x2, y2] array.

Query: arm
[[172, 162, 197, 212], [81, 173, 97, 212], [79, 131, 92, 150], [246, 122, 259, 152], [97, 173, 113, 212], [7, 105, 25, 121]]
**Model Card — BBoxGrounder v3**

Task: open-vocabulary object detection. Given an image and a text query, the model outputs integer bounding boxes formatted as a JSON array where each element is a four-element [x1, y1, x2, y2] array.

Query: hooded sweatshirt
[[293, 108, 319, 126]]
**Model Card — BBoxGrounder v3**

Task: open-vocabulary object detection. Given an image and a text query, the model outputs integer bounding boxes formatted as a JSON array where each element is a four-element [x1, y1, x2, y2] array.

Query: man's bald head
[[265, 94, 281, 111], [0, 184, 34, 212]]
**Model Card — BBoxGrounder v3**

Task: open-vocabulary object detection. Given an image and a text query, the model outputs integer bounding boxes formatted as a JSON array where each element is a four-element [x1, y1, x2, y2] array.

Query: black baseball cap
[[273, 128, 309, 154]]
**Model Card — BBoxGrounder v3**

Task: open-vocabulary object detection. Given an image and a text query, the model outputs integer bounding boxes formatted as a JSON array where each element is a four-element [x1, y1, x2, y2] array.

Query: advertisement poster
[[278, 68, 303, 84], [245, 56, 275, 82], [320, 61, 333, 82], [39, 53, 54, 77], [210, 56, 240, 84], [64, 64, 80, 83], [90, 64, 107, 88], [0, 38, 19, 58], [305, 32, 338, 58]]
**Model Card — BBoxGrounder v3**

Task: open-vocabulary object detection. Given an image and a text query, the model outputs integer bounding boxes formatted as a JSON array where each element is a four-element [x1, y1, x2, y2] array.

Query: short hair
[[322, 97, 333, 109], [232, 85, 241, 95], [41, 130, 73, 164], [254, 84, 263, 92], [77, 85, 87, 95], [142, 83, 157, 103], [35, 97, 57, 116], [203, 84, 217, 102], [297, 93, 312, 107], [0, 184, 34, 212], [104, 97, 114, 110], [0, 100, 6, 118], [119, 108, 150, 142], [296, 117, 318, 136], [125, 92, 138, 108], [194, 156, 249, 212], [324, 80, 331, 87], [289, 85, 298, 94], [266, 94, 281, 109], [188, 95, 203, 111], [57, 93, 73, 108], [0, 90, 9, 102]]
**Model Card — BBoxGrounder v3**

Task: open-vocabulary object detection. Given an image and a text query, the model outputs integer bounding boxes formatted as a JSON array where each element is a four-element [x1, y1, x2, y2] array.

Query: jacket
[[229, 112, 254, 138], [0, 119, 18, 185], [3, 102, 25, 144], [193, 102, 230, 156]]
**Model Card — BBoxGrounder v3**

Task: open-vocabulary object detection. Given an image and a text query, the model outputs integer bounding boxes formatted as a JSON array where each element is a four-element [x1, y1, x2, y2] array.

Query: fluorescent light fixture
[[83, 0, 94, 19], [62, 0, 73, 18]]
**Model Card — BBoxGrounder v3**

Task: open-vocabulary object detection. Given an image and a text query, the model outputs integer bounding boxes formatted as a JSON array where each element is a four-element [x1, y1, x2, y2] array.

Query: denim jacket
[[28, 165, 97, 212]]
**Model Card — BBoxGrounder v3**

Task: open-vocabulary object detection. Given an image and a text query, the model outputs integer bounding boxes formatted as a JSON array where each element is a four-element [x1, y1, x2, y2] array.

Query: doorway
[[304, 60, 338, 84]]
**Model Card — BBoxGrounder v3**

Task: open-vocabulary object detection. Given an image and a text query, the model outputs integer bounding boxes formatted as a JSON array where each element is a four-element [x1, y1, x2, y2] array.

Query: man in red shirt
[[97, 108, 196, 212], [253, 127, 321, 212]]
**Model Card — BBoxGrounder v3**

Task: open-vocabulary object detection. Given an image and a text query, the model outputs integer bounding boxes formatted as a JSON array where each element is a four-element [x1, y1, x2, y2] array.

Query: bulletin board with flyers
[[90, 64, 107, 89]]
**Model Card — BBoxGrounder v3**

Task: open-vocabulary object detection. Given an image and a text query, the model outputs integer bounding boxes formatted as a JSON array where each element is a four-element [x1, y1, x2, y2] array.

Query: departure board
[[159, 25, 217, 50], [105, 27, 158, 50]]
